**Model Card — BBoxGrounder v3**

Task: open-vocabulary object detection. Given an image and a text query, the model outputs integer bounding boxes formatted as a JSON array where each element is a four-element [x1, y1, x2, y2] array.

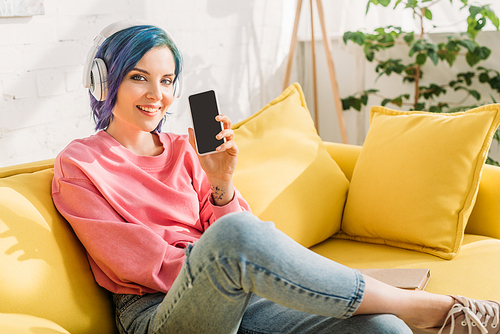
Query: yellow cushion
[[232, 83, 349, 248], [0, 313, 70, 334], [0, 167, 117, 334], [339, 104, 500, 259]]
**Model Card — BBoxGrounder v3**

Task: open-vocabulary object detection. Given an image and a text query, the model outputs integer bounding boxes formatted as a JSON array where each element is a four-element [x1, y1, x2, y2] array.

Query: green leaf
[[475, 17, 487, 30], [343, 31, 366, 46], [409, 42, 425, 56], [478, 46, 491, 60], [428, 49, 439, 65], [467, 5, 500, 39], [470, 89, 481, 100], [342, 31, 352, 44], [354, 32, 366, 45], [457, 72, 475, 86], [416, 53, 427, 65], [414, 102, 426, 111], [403, 32, 414, 44], [392, 96, 403, 107], [341, 96, 361, 111], [363, 44, 375, 61], [406, 0, 418, 8], [446, 40, 458, 51], [479, 72, 489, 83], [351, 99, 362, 111], [486, 9, 500, 30], [423, 8, 433, 20], [360, 94, 369, 105], [466, 46, 491, 66], [342, 98, 350, 110], [366, 0, 391, 14], [458, 39, 476, 52], [429, 105, 441, 113]]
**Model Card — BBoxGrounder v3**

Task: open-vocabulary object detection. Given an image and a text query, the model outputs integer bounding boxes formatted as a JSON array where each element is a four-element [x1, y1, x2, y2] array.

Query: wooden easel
[[283, 0, 348, 144]]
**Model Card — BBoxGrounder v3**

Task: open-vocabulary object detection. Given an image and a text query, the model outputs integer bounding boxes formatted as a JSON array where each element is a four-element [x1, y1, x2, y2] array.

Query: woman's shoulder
[[57, 131, 111, 161]]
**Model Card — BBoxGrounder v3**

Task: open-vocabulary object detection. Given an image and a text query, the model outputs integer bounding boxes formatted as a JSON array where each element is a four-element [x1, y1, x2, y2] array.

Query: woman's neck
[[105, 126, 164, 157]]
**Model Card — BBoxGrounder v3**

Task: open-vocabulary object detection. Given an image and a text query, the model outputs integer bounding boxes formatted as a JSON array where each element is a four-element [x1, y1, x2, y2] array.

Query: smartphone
[[188, 90, 225, 156]]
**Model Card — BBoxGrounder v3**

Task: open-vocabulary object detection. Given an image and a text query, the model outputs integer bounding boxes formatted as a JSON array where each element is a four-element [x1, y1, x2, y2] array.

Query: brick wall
[[0, 0, 293, 167]]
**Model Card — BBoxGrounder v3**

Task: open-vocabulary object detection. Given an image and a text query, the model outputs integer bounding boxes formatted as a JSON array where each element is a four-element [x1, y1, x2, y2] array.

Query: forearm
[[209, 177, 235, 206]]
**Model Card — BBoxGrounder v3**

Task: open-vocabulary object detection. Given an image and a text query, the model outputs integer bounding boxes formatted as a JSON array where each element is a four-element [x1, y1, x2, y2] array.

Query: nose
[[146, 82, 162, 101]]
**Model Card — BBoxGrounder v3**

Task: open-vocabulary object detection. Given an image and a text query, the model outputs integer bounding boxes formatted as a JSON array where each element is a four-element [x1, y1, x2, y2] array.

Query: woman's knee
[[195, 212, 274, 258], [206, 212, 271, 243]]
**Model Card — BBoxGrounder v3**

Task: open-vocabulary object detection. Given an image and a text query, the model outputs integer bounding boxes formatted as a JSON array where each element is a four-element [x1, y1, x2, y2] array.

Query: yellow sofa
[[2, 84, 500, 333], [2, 143, 500, 334]]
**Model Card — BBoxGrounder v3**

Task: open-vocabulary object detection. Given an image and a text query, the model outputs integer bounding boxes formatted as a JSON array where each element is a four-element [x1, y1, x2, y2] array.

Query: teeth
[[137, 106, 160, 113]]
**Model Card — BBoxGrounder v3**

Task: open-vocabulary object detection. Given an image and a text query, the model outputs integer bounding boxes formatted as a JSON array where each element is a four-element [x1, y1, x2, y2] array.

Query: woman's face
[[111, 47, 177, 134]]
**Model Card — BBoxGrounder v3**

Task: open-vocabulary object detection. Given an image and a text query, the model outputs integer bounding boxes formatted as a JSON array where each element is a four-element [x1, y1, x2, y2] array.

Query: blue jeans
[[112, 212, 411, 333]]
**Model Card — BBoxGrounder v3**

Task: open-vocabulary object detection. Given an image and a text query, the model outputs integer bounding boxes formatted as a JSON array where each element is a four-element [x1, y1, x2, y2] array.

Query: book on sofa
[[358, 269, 431, 291]]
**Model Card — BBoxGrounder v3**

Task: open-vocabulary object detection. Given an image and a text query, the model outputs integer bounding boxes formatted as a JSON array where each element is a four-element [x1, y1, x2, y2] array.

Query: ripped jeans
[[112, 212, 411, 334]]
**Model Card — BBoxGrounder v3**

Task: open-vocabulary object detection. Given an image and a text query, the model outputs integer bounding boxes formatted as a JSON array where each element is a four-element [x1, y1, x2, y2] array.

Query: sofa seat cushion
[[0, 313, 70, 334], [232, 83, 349, 248], [0, 165, 116, 334], [310, 233, 500, 300]]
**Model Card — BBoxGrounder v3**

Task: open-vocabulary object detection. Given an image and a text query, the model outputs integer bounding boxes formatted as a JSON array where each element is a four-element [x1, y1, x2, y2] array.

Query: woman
[[52, 20, 499, 334]]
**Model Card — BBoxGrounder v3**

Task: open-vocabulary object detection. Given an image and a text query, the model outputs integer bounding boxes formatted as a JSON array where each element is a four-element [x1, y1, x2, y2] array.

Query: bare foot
[[397, 291, 454, 329]]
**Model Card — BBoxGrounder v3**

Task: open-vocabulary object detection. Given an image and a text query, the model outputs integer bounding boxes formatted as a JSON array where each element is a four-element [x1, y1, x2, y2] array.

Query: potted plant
[[342, 0, 500, 165]]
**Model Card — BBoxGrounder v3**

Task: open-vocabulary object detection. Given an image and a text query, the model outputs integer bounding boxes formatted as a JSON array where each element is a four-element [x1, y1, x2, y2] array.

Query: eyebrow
[[131, 67, 175, 77]]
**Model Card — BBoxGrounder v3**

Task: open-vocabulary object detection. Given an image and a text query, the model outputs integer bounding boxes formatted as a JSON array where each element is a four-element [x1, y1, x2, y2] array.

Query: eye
[[161, 78, 173, 85], [131, 74, 146, 81]]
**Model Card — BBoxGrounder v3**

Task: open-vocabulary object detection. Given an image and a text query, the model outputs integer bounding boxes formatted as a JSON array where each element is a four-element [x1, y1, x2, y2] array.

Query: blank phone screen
[[188, 90, 225, 155]]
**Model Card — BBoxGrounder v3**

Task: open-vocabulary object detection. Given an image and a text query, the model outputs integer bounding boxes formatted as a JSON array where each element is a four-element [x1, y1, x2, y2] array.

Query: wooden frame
[[283, 0, 348, 144]]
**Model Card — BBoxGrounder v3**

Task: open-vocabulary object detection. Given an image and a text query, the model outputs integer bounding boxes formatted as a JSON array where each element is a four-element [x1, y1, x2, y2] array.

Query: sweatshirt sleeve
[[52, 160, 185, 295]]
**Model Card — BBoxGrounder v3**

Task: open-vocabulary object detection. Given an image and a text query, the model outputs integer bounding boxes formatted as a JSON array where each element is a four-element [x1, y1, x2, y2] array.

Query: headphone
[[82, 19, 182, 102]]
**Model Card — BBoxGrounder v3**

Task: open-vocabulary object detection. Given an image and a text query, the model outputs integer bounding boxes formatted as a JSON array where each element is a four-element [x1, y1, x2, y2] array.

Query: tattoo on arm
[[211, 184, 226, 202]]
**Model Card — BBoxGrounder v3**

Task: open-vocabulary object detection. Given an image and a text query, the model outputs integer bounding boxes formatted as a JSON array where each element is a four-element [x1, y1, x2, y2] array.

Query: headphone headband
[[82, 20, 146, 90]]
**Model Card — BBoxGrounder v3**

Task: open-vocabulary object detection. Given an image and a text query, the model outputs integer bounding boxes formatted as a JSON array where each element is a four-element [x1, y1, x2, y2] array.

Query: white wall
[[0, 0, 294, 167], [3, 0, 499, 167]]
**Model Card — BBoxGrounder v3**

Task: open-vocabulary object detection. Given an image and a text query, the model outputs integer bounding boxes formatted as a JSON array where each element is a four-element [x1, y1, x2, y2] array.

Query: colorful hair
[[90, 25, 183, 132]]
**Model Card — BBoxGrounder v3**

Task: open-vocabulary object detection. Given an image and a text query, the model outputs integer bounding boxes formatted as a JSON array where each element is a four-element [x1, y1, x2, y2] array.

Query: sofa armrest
[[0, 313, 70, 334], [0, 159, 55, 178], [467, 164, 500, 239], [323, 141, 500, 240]]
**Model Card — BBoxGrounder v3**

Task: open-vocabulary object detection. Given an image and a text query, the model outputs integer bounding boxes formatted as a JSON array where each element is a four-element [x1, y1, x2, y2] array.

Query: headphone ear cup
[[90, 58, 108, 101]]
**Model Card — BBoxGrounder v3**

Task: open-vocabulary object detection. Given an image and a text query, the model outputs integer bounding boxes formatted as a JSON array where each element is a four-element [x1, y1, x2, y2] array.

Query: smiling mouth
[[137, 105, 161, 113]]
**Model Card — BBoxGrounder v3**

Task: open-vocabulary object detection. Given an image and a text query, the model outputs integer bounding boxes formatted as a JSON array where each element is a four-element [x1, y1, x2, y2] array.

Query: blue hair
[[90, 25, 183, 132]]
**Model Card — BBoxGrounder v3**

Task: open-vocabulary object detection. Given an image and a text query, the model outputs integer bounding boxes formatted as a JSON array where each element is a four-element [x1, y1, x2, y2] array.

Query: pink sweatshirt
[[52, 131, 251, 295]]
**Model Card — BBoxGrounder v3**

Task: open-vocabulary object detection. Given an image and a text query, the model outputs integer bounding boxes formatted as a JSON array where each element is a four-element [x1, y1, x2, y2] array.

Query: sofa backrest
[[324, 141, 500, 240], [0, 160, 117, 334]]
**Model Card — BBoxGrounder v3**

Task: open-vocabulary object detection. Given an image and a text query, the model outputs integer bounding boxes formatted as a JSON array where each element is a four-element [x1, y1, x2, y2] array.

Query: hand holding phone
[[188, 90, 225, 156]]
